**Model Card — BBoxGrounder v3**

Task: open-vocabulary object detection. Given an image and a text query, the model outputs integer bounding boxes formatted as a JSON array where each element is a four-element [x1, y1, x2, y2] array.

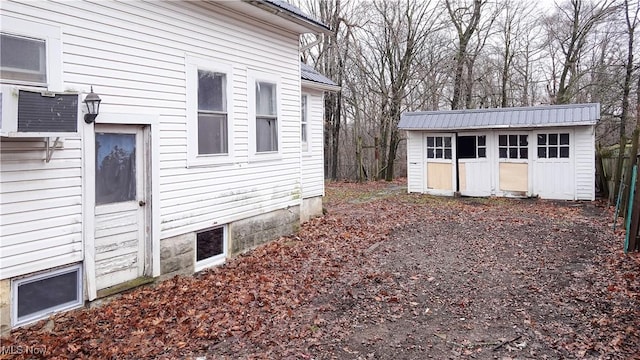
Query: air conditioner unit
[[0, 85, 81, 137]]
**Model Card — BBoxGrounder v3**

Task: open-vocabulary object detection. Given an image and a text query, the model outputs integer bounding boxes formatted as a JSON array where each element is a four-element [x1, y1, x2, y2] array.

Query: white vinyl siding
[[0, 137, 83, 279], [300, 88, 324, 198], [0, 0, 305, 278], [406, 131, 424, 193], [574, 126, 596, 200]]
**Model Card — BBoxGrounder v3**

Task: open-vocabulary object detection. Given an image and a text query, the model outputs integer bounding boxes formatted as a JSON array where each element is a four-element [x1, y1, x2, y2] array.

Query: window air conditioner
[[0, 85, 81, 137]]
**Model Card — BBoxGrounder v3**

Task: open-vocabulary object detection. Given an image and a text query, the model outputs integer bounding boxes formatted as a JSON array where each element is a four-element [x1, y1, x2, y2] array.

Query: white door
[[424, 134, 456, 196], [533, 131, 574, 200], [94, 124, 148, 290], [457, 134, 491, 196], [496, 133, 531, 197]]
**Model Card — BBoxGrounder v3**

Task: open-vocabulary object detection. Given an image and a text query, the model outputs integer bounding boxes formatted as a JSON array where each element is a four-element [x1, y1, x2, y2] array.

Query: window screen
[[197, 70, 228, 154], [197, 227, 225, 262], [1, 33, 46, 84], [256, 81, 278, 152], [301, 95, 308, 150], [14, 266, 82, 325]]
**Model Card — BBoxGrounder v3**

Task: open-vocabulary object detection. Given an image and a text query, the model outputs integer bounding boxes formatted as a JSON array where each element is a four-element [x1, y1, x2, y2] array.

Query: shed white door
[[94, 124, 148, 290], [424, 134, 456, 195], [496, 133, 530, 197], [533, 131, 574, 200], [457, 134, 491, 196]]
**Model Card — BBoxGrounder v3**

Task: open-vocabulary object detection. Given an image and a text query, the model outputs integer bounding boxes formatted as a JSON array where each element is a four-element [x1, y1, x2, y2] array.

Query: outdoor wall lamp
[[83, 86, 102, 124]]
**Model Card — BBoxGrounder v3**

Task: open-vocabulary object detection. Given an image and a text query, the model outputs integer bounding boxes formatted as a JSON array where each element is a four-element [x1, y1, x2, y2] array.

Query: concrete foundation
[[300, 196, 323, 223], [0, 279, 10, 337], [230, 206, 300, 256], [159, 206, 302, 276], [159, 233, 195, 279]]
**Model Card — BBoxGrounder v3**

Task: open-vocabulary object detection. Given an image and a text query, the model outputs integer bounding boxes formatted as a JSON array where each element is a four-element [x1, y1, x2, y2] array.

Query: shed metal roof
[[301, 62, 339, 90], [399, 103, 600, 131]]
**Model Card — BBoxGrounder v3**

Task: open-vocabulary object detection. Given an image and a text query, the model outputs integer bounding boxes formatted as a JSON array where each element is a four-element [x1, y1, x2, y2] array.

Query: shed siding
[[1, 0, 307, 278], [301, 88, 325, 198], [574, 126, 596, 200], [406, 131, 424, 193]]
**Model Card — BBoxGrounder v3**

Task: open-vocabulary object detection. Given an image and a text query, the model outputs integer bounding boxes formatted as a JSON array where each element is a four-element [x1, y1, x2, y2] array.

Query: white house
[[399, 104, 599, 200], [0, 0, 338, 332]]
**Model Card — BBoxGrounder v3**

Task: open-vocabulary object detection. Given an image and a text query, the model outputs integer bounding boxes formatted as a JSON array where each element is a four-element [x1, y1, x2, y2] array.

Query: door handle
[[139, 200, 146, 207]]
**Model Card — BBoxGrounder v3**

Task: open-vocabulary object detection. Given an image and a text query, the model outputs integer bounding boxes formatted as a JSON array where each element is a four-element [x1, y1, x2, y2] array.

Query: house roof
[[244, 0, 331, 35], [399, 103, 600, 131], [301, 62, 340, 91]]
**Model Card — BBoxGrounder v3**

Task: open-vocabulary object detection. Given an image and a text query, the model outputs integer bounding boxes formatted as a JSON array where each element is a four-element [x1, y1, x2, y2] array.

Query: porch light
[[83, 86, 102, 124]]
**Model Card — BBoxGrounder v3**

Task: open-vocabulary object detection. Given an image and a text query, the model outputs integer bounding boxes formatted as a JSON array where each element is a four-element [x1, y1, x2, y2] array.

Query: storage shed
[[399, 103, 600, 200]]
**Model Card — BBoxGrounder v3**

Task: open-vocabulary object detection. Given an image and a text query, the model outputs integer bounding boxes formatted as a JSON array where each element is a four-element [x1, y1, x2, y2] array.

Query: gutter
[[398, 121, 599, 132], [244, 0, 333, 35], [301, 79, 341, 92]]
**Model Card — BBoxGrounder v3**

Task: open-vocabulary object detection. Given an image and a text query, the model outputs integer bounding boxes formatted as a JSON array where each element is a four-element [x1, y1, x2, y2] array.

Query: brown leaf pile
[[2, 180, 639, 359]]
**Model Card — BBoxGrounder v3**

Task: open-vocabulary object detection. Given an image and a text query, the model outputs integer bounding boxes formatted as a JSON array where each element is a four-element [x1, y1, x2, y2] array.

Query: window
[[301, 94, 308, 152], [256, 81, 278, 152], [0, 17, 62, 90], [195, 226, 226, 270], [426, 136, 452, 159], [499, 134, 528, 159], [95, 132, 137, 205], [12, 265, 83, 326], [1, 33, 46, 84], [198, 70, 227, 155], [538, 133, 569, 158], [185, 55, 233, 166], [457, 135, 486, 159]]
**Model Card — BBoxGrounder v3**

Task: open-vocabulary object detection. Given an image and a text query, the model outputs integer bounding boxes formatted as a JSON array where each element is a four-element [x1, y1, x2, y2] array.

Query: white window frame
[[426, 135, 453, 161], [12, 265, 83, 327], [248, 70, 281, 162], [194, 225, 227, 272], [0, 15, 62, 91], [186, 54, 234, 167], [301, 93, 310, 153], [498, 133, 529, 162], [537, 132, 570, 159]]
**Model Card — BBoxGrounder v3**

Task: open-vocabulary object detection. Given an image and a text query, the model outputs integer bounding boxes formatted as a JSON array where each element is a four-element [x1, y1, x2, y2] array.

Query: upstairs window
[[1, 33, 46, 84], [499, 134, 528, 159], [301, 94, 308, 151], [538, 133, 569, 158], [426, 136, 452, 159], [198, 70, 227, 155], [256, 81, 278, 152]]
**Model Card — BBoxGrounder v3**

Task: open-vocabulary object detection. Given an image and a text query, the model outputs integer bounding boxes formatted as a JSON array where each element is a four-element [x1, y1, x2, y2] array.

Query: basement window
[[458, 135, 486, 159], [12, 265, 83, 327], [195, 226, 226, 271]]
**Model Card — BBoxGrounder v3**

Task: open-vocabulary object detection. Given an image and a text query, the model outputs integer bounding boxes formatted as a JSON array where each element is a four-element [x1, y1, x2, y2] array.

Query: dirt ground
[[3, 181, 639, 359], [307, 189, 638, 359]]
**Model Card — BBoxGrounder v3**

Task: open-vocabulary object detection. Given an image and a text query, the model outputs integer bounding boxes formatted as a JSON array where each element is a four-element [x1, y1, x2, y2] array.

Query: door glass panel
[[96, 133, 136, 205]]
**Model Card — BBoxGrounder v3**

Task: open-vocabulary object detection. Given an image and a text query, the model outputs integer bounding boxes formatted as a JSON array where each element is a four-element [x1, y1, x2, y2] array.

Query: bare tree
[[544, 0, 619, 104]]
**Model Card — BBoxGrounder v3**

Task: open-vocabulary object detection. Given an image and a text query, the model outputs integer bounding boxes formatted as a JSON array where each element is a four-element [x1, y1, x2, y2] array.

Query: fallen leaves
[[2, 181, 639, 359]]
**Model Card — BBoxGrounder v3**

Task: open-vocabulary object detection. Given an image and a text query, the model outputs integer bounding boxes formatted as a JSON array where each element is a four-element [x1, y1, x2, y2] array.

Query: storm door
[[93, 124, 147, 290]]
